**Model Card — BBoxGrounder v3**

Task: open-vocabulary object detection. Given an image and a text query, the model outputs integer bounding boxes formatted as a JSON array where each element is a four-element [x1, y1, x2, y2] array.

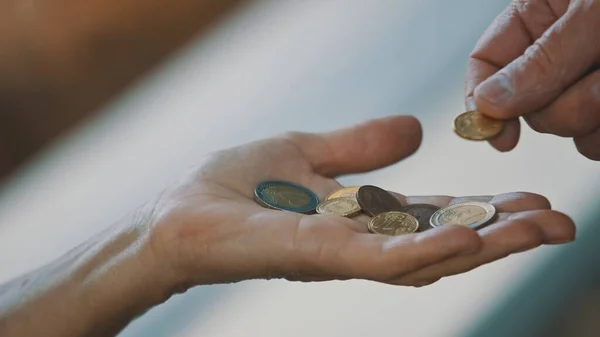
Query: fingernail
[[477, 74, 514, 106]]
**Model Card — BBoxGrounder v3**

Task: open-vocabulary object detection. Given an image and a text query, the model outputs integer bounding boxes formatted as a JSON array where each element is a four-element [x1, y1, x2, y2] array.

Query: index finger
[[466, 4, 533, 151], [466, 0, 565, 102]]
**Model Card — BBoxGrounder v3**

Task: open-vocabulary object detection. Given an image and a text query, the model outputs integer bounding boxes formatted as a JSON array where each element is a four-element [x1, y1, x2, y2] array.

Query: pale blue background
[[0, 1, 598, 336]]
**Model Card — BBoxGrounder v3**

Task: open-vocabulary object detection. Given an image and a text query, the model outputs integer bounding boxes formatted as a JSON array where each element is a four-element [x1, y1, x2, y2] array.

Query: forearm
[[0, 0, 249, 178], [0, 205, 177, 337]]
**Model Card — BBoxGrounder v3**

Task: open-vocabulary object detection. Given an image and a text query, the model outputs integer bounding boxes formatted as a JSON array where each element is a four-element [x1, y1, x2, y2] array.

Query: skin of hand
[[465, 0, 600, 159], [0, 116, 576, 337]]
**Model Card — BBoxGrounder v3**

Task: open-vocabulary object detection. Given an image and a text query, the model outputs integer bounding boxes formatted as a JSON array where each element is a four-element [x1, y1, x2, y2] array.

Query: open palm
[[149, 116, 575, 289]]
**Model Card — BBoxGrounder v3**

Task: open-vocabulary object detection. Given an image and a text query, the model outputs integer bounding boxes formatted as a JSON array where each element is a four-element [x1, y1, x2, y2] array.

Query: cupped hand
[[146, 116, 575, 290], [466, 0, 600, 159]]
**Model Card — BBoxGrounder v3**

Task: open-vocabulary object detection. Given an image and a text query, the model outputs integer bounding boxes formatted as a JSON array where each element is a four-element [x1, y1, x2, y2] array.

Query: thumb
[[283, 115, 422, 177], [474, 2, 600, 119]]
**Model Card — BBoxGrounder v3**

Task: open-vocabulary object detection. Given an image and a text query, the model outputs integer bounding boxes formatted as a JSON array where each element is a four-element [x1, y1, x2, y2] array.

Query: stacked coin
[[254, 180, 497, 236], [429, 201, 496, 230]]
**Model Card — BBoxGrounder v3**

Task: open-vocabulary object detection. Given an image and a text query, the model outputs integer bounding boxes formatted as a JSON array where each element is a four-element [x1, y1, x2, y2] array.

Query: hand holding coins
[[143, 115, 574, 290], [256, 183, 498, 236]]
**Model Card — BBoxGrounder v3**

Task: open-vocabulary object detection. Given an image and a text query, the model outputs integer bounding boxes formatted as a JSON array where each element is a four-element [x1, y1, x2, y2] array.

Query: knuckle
[[520, 40, 568, 93], [526, 109, 591, 138], [525, 41, 556, 76], [525, 71, 600, 137]]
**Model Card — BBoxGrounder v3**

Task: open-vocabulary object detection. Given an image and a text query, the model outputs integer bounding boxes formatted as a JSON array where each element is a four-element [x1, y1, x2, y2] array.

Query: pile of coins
[[453, 110, 504, 141], [254, 181, 497, 236], [252, 110, 503, 236]]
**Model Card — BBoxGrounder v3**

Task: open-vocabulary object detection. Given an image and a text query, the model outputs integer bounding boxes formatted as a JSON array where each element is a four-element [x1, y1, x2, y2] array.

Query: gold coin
[[453, 110, 504, 141], [368, 211, 418, 236], [316, 197, 362, 217], [326, 186, 360, 201], [430, 201, 496, 229]]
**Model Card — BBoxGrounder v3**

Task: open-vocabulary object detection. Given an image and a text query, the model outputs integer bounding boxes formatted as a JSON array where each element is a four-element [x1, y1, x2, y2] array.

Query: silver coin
[[430, 201, 496, 229]]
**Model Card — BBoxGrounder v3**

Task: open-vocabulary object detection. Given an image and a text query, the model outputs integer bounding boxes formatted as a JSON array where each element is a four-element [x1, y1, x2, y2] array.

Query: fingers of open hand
[[404, 191, 550, 213], [283, 115, 422, 178], [393, 209, 575, 286], [284, 191, 558, 283], [286, 218, 481, 283], [200, 115, 421, 197]]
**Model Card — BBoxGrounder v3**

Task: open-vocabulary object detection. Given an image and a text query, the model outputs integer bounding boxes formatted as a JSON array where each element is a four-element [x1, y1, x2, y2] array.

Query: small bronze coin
[[430, 201, 496, 229], [254, 180, 319, 214], [326, 186, 360, 201], [356, 185, 404, 217], [316, 197, 362, 217], [401, 204, 440, 232], [368, 211, 419, 236], [453, 110, 504, 141]]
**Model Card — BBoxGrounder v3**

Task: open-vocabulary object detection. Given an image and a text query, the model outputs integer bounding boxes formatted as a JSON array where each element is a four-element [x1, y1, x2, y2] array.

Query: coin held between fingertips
[[453, 110, 504, 141]]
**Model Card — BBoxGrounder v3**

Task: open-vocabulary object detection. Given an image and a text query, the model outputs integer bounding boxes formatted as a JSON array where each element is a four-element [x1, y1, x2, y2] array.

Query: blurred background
[[1, 0, 600, 336]]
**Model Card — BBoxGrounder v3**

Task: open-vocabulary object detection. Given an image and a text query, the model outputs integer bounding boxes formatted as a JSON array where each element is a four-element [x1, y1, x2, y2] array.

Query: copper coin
[[356, 185, 403, 217], [453, 110, 504, 141], [402, 204, 440, 232]]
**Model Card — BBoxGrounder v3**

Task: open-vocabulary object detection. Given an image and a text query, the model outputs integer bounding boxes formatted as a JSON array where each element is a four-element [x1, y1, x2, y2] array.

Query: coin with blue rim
[[254, 180, 319, 214]]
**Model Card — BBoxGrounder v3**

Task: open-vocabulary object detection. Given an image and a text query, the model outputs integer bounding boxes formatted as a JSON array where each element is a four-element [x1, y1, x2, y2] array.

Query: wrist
[[0, 204, 181, 337], [73, 207, 180, 335]]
